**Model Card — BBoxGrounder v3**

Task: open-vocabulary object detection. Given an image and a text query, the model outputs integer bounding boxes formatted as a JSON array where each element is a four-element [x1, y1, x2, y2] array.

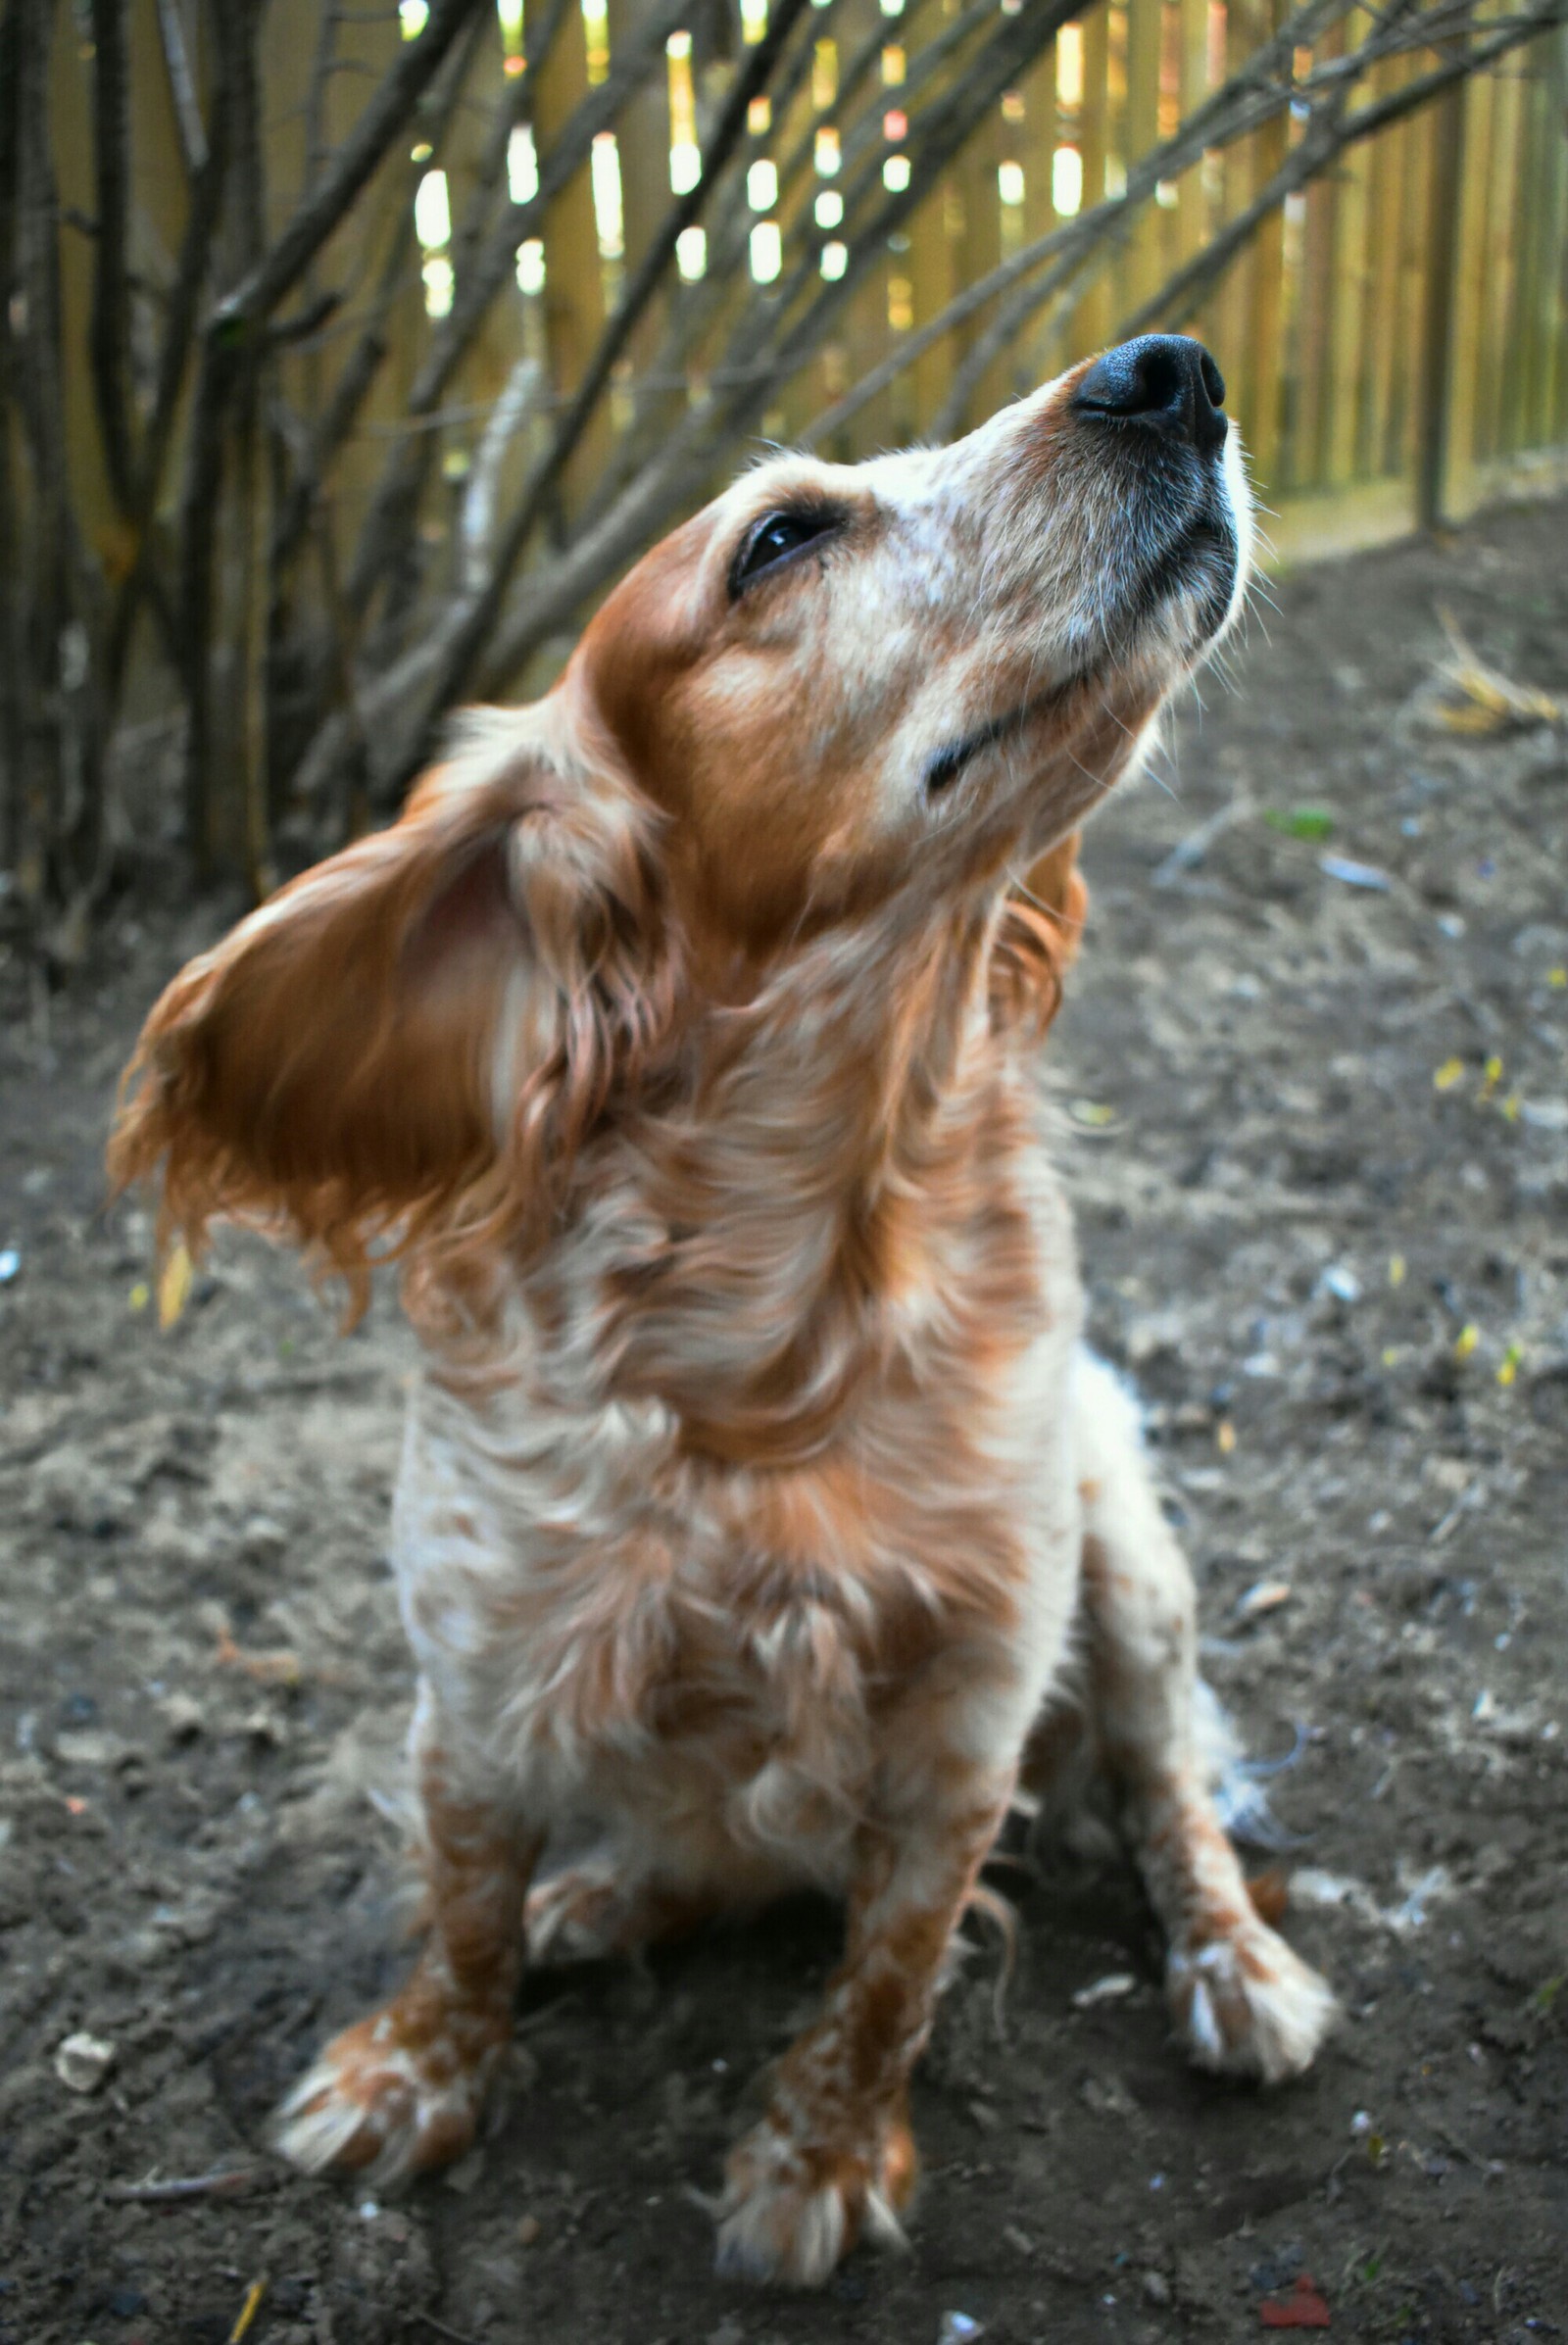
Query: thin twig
[[105, 2166, 268, 2203], [412, 2312, 484, 2345], [211, 0, 482, 336]]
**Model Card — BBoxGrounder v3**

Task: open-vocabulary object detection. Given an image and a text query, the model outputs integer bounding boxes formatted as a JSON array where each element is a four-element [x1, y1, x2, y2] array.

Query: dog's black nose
[[1072, 335, 1228, 457]]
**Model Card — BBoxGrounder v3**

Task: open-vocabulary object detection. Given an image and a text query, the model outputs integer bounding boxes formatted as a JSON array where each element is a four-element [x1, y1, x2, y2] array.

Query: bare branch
[[87, 0, 135, 513], [211, 0, 483, 336], [155, 0, 209, 174]]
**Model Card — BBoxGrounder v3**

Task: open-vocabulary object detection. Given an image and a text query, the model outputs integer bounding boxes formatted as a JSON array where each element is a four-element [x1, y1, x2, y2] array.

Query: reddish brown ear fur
[[109, 722, 673, 1315], [990, 829, 1089, 1035]]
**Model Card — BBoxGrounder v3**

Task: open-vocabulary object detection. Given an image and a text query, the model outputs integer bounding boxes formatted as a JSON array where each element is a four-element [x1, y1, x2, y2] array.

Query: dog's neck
[[547, 886, 1048, 1468]]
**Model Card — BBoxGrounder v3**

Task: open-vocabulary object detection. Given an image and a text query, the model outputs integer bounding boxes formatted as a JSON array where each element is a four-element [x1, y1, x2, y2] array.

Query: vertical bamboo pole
[[1120, 0, 1161, 318], [1362, 49, 1406, 482], [1478, 50, 1524, 468], [1418, 75, 1469, 525], [1326, 15, 1372, 488], [1071, 2, 1112, 362], [1239, 0, 1286, 503], [1174, 0, 1209, 290], [1538, 26, 1568, 444], [1291, 17, 1341, 496]]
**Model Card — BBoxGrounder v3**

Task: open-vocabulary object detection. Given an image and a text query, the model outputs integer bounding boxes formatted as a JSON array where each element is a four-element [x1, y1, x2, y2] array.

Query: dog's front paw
[[712, 2109, 916, 2287], [272, 2006, 509, 2187], [1168, 1917, 1336, 2084]]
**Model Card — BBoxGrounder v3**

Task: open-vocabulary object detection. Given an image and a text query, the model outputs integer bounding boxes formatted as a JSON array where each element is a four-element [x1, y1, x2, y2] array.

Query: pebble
[[55, 2031, 116, 2093], [1144, 2271, 1172, 2306], [517, 2213, 543, 2246], [1072, 1971, 1139, 2009], [1236, 1579, 1293, 1621]]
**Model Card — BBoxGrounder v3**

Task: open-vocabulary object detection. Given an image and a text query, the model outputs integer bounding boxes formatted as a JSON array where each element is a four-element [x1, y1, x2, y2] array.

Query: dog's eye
[[731, 509, 836, 596]]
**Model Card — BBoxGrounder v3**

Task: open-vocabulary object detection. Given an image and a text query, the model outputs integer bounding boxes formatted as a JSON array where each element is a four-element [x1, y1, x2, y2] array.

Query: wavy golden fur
[[111, 342, 1331, 2288]]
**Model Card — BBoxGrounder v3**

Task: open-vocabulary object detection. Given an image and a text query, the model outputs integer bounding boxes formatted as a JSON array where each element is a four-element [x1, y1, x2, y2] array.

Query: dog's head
[[112, 337, 1247, 1295], [578, 331, 1245, 961]]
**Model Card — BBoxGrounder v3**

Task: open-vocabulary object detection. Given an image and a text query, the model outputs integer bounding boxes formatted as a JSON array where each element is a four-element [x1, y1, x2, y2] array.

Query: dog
[[111, 335, 1335, 2287]]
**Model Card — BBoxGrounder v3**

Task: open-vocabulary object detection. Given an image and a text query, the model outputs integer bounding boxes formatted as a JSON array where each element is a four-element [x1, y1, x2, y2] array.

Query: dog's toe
[[272, 2012, 503, 2187], [712, 2115, 913, 2287], [1168, 1919, 1336, 2083]]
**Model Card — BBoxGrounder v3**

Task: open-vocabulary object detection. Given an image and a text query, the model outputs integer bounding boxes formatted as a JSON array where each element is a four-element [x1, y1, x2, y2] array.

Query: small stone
[[516, 2213, 543, 2246], [159, 1692, 205, 1743], [443, 2147, 485, 2194], [1236, 1579, 1293, 1622], [55, 2030, 116, 2093], [56, 1729, 122, 1769], [1072, 1971, 1139, 2009], [1143, 2270, 1172, 2307]]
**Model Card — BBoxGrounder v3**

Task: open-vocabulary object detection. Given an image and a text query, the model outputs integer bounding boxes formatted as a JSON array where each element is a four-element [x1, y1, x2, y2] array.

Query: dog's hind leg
[[1067, 1350, 1335, 2082], [273, 1693, 540, 2186]]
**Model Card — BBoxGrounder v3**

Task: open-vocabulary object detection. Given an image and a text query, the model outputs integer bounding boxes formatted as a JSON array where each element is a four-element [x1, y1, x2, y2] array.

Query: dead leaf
[[1260, 2273, 1331, 2328], [158, 1241, 193, 1331]]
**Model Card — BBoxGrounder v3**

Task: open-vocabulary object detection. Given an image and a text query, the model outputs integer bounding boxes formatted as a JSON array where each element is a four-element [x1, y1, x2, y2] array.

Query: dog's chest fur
[[391, 1040, 1085, 1892]]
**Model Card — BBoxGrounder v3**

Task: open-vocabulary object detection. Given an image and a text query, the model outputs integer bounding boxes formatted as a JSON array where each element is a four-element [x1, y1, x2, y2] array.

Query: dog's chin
[[1116, 510, 1241, 667], [1171, 515, 1242, 651]]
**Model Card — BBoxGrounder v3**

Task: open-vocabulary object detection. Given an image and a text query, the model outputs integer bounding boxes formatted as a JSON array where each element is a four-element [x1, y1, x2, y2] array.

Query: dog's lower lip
[[924, 686, 1071, 795]]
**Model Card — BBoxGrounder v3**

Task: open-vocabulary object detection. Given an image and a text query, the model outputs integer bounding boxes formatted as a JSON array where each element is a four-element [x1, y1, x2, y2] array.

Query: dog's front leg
[[275, 1703, 540, 2187], [714, 1772, 1010, 2287]]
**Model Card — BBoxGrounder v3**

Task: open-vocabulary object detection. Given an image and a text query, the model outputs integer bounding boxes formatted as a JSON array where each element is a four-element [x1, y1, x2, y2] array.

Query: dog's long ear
[[109, 709, 674, 1312], [990, 829, 1089, 1037]]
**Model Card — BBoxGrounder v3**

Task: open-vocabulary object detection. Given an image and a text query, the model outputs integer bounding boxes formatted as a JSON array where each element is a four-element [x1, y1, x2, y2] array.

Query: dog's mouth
[[923, 694, 1060, 797], [922, 487, 1240, 800]]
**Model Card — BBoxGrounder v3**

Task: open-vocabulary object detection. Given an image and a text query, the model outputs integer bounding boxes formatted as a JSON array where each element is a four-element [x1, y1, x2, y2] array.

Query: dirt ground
[[3, 495, 1566, 2345]]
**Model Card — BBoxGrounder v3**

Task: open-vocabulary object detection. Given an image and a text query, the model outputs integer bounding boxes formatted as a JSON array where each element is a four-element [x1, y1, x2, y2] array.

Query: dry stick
[[342, 0, 688, 616], [589, 0, 850, 500], [803, 0, 1363, 448], [299, 0, 1074, 791], [462, 354, 543, 595], [526, 0, 1074, 603], [501, 0, 1072, 653], [174, 0, 244, 877], [105, 2168, 268, 2204], [596, 0, 995, 509], [271, 16, 487, 576], [210, 0, 483, 336], [99, 18, 228, 737], [0, 0, 25, 873], [937, 0, 1494, 425], [362, 0, 821, 806], [976, 0, 1568, 423], [10, 0, 98, 904], [296, 0, 1558, 795], [313, 492, 374, 841], [412, 2313, 483, 2345], [680, 0, 1081, 469], [155, 0, 209, 173], [187, 0, 482, 871], [483, 0, 1559, 696], [87, 0, 135, 514], [802, 0, 1547, 448], [225, 0, 275, 900]]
